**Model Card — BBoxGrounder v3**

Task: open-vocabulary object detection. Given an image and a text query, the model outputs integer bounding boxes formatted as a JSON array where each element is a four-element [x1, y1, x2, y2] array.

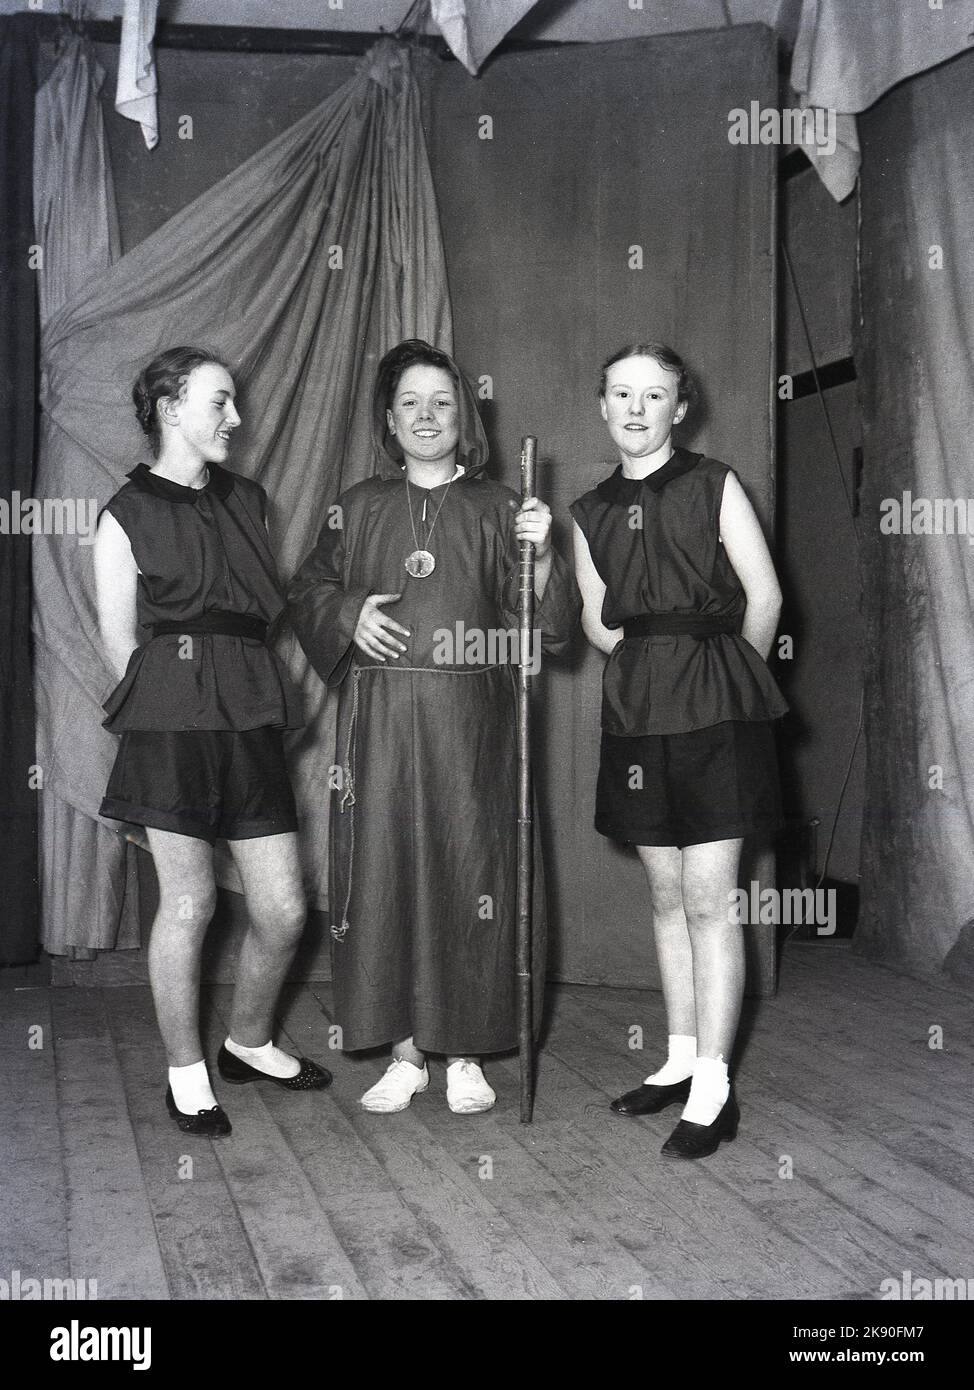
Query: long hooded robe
[[287, 354, 579, 1054]]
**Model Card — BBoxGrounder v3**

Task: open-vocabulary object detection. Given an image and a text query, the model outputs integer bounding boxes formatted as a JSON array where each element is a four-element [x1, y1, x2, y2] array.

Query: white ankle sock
[[225, 1037, 301, 1079], [682, 1054, 730, 1126], [169, 1060, 218, 1113], [644, 1034, 697, 1086]]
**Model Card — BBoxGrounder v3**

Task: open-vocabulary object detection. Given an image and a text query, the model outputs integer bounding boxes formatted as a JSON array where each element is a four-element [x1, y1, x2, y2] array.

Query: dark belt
[[151, 609, 268, 642], [623, 612, 740, 639]]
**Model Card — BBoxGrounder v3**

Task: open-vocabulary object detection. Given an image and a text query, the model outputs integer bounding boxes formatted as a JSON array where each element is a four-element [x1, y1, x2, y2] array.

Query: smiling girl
[[287, 339, 578, 1116], [570, 343, 787, 1159], [94, 346, 330, 1136]]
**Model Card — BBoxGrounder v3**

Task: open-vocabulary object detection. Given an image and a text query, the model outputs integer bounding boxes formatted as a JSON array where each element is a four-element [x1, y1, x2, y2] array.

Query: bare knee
[[248, 890, 307, 950], [157, 884, 217, 930], [683, 885, 735, 936]]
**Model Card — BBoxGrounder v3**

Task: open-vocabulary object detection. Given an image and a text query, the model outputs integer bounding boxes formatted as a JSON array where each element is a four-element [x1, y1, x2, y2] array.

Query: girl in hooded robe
[[287, 340, 578, 1114]]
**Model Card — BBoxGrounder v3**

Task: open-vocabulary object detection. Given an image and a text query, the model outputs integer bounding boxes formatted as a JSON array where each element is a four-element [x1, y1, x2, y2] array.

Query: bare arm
[[719, 472, 783, 660], [572, 520, 623, 657], [93, 511, 140, 680]]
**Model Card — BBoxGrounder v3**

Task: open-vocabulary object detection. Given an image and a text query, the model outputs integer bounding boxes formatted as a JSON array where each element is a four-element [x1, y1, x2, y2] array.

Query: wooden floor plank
[[212, 986, 479, 1300], [412, 1082, 681, 1300], [0, 990, 69, 1278], [285, 980, 674, 1300], [515, 992, 853, 1299], [49, 989, 170, 1301], [103, 987, 268, 1301], [566, 978, 974, 1288], [269, 984, 567, 1300], [3, 944, 971, 1303]]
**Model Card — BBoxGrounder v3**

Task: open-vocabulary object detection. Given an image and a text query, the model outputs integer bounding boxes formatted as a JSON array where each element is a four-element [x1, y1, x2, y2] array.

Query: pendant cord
[[405, 476, 453, 554]]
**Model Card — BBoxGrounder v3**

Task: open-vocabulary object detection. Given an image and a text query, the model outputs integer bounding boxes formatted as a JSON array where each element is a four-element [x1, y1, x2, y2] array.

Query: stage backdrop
[[424, 24, 778, 986], [34, 26, 777, 992], [856, 44, 974, 981], [33, 40, 452, 955]]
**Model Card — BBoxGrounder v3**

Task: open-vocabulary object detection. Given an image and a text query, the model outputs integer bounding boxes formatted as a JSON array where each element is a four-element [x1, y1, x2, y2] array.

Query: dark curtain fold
[[0, 16, 40, 965], [33, 34, 138, 960], [856, 46, 974, 978]]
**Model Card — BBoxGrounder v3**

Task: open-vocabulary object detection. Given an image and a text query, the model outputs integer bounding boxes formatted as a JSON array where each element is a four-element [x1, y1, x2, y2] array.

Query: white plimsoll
[[360, 1058, 430, 1113], [446, 1059, 496, 1114]]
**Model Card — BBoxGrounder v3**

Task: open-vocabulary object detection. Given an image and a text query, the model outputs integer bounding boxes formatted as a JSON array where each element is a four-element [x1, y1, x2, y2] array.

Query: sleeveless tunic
[[569, 448, 787, 737], [100, 463, 303, 733]]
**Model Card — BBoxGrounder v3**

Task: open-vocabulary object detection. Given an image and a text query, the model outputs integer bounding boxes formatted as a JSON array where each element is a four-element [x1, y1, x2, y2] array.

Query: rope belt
[[623, 612, 740, 640], [151, 610, 268, 642]]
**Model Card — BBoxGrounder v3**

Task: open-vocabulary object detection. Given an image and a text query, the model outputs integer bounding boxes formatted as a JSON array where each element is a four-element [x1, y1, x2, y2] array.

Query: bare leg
[[636, 844, 695, 1036], [145, 828, 217, 1067], [393, 1036, 426, 1067], [226, 832, 306, 1047], [681, 838, 745, 1060]]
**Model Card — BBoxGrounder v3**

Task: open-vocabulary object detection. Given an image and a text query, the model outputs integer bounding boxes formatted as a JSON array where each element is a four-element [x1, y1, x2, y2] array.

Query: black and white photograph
[[1, 0, 972, 1346]]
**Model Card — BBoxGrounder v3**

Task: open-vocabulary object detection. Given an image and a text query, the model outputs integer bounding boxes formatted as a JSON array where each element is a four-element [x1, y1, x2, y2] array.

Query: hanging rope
[[778, 228, 864, 893]]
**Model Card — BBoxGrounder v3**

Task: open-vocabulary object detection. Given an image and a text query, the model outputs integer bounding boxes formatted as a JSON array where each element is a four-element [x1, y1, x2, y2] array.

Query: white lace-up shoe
[[446, 1060, 496, 1114], [360, 1058, 429, 1113]]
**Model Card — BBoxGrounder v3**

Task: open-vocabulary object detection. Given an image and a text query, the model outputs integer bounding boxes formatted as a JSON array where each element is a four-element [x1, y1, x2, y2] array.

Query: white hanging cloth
[[114, 0, 160, 150], [430, 0, 541, 76]]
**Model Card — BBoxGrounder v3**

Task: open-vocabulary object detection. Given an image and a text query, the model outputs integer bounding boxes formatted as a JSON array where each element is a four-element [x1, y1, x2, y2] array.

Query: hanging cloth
[[33, 33, 135, 958], [34, 39, 452, 948], [114, 0, 159, 150]]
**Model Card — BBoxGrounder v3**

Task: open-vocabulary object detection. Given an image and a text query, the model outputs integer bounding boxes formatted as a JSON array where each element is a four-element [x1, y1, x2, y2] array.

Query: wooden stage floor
[[3, 942, 973, 1301]]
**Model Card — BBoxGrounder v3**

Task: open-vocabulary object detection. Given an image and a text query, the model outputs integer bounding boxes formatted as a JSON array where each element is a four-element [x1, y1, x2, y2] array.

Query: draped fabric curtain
[[855, 45, 974, 978], [788, 0, 974, 201], [34, 38, 452, 952], [0, 16, 40, 965], [33, 34, 138, 960]]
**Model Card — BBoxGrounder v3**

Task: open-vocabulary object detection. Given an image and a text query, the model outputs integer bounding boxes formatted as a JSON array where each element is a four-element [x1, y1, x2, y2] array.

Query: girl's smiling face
[[600, 354, 687, 463], [387, 364, 460, 467], [165, 362, 240, 464]]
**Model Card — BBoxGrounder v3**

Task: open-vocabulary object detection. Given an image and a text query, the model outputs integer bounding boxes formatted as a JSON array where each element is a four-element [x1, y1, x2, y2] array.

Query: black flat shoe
[[216, 1043, 332, 1091], [661, 1092, 739, 1159], [165, 1085, 232, 1137], [610, 1076, 692, 1116]]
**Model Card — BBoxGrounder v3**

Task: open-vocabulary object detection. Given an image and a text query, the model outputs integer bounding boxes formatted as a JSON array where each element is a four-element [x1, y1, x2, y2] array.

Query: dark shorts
[[595, 719, 782, 849], [100, 727, 298, 844]]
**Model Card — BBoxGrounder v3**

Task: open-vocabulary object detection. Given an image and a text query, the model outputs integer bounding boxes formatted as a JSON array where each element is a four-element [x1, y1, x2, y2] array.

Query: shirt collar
[[595, 447, 701, 504], [403, 463, 466, 492], [127, 462, 236, 503]]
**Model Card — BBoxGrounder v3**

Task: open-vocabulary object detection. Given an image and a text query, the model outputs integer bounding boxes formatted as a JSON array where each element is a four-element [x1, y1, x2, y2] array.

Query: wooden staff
[[516, 435, 537, 1123]]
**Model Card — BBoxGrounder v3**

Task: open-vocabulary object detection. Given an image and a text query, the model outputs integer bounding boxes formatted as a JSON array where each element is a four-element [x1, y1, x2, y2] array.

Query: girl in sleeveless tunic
[[571, 344, 787, 1159], [94, 347, 330, 1137]]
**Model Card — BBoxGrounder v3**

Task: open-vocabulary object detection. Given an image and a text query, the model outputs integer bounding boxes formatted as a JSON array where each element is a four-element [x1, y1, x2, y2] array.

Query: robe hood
[[372, 340, 489, 480]]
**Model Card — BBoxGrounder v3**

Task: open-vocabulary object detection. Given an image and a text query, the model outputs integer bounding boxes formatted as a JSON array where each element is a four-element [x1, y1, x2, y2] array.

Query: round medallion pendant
[[404, 549, 436, 578]]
